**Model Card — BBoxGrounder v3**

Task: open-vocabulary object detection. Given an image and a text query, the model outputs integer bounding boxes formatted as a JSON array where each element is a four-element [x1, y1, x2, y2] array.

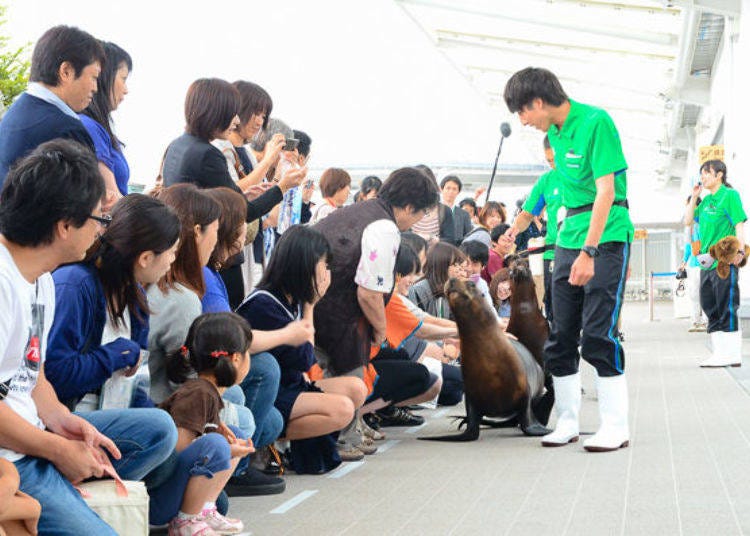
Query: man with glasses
[[0, 139, 176, 534]]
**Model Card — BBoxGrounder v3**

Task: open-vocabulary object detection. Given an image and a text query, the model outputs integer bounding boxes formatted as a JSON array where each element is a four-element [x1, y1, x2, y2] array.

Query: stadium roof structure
[[393, 0, 739, 194]]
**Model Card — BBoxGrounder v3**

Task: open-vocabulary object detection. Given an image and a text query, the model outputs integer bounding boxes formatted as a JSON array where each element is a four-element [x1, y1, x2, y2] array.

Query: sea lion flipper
[[519, 396, 552, 437], [419, 400, 481, 442], [531, 374, 555, 426]]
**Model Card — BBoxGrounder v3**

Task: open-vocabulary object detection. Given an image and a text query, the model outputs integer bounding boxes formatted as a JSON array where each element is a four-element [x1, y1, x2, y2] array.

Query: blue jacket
[[0, 93, 94, 188], [47, 263, 150, 405]]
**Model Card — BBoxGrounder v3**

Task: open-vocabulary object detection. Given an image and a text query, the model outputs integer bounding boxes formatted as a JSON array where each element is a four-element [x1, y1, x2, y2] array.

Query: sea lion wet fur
[[420, 277, 551, 441], [710, 236, 750, 279], [505, 258, 554, 426]]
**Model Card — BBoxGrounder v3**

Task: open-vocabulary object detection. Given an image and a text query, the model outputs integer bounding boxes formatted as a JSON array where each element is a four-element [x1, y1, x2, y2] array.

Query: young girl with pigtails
[[148, 312, 255, 535]]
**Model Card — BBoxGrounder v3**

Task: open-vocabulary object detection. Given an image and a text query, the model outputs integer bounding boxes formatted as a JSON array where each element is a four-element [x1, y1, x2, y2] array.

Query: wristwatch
[[581, 245, 600, 258]]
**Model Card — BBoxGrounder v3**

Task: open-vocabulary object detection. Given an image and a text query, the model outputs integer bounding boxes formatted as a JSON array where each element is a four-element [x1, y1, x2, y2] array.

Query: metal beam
[[670, 0, 741, 17], [397, 0, 679, 46], [435, 28, 676, 61]]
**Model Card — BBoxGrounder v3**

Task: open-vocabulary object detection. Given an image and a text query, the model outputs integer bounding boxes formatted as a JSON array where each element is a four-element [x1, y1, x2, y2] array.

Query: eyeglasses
[[88, 214, 112, 228]]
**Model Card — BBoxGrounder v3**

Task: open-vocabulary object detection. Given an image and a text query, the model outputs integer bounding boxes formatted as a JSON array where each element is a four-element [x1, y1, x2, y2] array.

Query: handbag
[[79, 467, 149, 536]]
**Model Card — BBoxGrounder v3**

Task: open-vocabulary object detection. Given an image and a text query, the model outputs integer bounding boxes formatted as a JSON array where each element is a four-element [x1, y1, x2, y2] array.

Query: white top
[[355, 219, 400, 292], [0, 243, 56, 462], [310, 202, 337, 225], [211, 139, 240, 182]]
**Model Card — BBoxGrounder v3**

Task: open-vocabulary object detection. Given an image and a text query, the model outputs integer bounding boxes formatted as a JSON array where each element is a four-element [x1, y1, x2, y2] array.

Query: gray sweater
[[146, 282, 202, 404]]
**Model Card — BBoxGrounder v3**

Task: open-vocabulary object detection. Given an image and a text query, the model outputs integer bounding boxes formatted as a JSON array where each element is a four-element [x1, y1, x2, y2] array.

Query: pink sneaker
[[201, 507, 244, 535], [168, 515, 216, 535]]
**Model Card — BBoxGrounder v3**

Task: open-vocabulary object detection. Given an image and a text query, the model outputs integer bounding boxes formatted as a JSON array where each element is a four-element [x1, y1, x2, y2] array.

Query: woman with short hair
[[311, 168, 351, 224]]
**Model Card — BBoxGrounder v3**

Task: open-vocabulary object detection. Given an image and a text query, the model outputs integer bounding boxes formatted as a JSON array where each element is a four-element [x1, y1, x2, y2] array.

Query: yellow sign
[[699, 145, 724, 165], [633, 229, 648, 240]]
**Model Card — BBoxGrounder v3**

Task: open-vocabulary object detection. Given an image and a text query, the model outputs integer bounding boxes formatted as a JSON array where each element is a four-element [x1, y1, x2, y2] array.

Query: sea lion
[[506, 258, 554, 426], [421, 277, 551, 441]]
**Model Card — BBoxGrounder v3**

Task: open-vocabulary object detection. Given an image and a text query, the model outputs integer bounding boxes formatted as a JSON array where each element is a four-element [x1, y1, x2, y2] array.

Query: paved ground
[[229, 302, 750, 535]]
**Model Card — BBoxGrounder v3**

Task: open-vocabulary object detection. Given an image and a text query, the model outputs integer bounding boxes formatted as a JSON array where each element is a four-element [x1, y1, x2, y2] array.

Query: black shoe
[[224, 467, 286, 497], [376, 406, 425, 427], [363, 412, 381, 431]]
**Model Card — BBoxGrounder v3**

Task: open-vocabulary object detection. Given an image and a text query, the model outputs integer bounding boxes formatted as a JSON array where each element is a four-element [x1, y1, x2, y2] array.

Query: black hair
[[543, 135, 551, 150], [356, 176, 382, 202], [460, 240, 489, 266], [258, 225, 332, 305], [414, 164, 437, 183], [81, 41, 132, 149], [503, 67, 569, 113], [30, 25, 104, 86], [0, 139, 105, 246], [490, 223, 511, 243], [700, 159, 731, 188], [440, 175, 463, 191], [167, 312, 253, 387], [400, 231, 428, 258], [378, 167, 440, 212], [395, 243, 420, 278], [293, 130, 312, 157], [459, 198, 477, 211], [86, 195, 180, 328], [686, 194, 702, 205]]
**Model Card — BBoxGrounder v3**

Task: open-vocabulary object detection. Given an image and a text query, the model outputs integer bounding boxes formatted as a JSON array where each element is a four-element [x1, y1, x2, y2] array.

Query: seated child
[[460, 241, 498, 314], [0, 459, 40, 536], [150, 312, 255, 534]]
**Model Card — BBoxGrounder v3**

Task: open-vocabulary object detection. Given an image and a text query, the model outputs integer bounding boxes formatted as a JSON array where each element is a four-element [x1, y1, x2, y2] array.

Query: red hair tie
[[210, 350, 229, 359], [180, 345, 188, 356]]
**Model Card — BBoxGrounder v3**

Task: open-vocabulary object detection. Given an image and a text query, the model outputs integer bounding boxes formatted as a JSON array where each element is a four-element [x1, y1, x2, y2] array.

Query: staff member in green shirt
[[505, 135, 563, 323], [684, 160, 746, 367], [504, 67, 633, 453]]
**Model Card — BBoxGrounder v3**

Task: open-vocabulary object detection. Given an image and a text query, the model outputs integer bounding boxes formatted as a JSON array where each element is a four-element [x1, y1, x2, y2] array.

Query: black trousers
[[700, 266, 740, 333], [544, 242, 630, 377], [543, 258, 554, 323]]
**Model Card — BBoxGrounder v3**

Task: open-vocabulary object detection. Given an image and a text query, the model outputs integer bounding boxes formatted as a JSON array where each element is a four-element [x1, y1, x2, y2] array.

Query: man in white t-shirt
[[0, 139, 177, 534]]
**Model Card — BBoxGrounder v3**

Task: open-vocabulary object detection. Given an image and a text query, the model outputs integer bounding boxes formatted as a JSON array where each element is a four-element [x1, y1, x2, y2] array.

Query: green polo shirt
[[547, 100, 634, 249], [523, 169, 563, 260], [694, 185, 747, 269]]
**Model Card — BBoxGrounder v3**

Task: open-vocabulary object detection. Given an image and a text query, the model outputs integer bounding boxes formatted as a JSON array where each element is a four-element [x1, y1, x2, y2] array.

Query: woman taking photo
[[46, 194, 180, 408], [79, 41, 132, 207], [685, 159, 747, 367]]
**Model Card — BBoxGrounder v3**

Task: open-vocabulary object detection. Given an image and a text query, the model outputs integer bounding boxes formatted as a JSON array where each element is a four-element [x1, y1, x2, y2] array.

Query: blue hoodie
[[47, 263, 151, 406]]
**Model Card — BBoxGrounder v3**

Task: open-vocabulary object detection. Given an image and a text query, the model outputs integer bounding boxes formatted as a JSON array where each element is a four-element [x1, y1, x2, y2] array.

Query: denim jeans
[[239, 352, 283, 448], [148, 433, 232, 525], [15, 408, 177, 535]]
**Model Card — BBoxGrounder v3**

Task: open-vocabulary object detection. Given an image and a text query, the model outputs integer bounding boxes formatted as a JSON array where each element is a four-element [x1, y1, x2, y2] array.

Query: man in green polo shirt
[[505, 135, 563, 323], [504, 67, 633, 453]]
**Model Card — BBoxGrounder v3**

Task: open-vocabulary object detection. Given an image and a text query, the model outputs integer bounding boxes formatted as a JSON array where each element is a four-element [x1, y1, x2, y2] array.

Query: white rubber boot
[[583, 374, 629, 452], [700, 331, 742, 368], [541, 373, 581, 447]]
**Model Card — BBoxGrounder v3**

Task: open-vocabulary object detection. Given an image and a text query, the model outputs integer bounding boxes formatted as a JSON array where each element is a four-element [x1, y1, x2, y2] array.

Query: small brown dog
[[710, 235, 750, 279]]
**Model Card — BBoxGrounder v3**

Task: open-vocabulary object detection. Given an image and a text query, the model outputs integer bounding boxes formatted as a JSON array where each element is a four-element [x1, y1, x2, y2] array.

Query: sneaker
[[354, 436, 378, 455], [688, 322, 703, 332], [337, 442, 365, 461], [224, 467, 285, 497], [201, 507, 244, 535], [168, 516, 216, 536], [376, 406, 425, 427], [361, 418, 386, 441], [363, 412, 382, 431]]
